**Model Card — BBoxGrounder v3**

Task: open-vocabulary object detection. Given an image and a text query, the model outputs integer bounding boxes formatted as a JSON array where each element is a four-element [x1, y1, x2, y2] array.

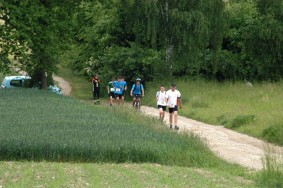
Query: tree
[[222, 0, 283, 81], [0, 0, 79, 88]]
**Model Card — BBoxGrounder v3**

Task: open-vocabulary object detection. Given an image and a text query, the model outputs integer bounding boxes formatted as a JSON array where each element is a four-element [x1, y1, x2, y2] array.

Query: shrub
[[227, 114, 256, 129], [262, 125, 283, 145]]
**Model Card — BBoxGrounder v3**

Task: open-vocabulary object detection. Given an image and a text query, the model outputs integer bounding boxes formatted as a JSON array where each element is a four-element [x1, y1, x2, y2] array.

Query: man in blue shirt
[[130, 78, 144, 108], [113, 76, 123, 105]]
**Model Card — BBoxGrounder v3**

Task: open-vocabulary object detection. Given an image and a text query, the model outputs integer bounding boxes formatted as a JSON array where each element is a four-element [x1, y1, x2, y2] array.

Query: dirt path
[[141, 106, 283, 170], [55, 76, 283, 170], [53, 75, 72, 96]]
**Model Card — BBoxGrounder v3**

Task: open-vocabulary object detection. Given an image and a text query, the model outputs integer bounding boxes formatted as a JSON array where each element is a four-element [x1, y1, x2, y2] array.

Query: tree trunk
[[40, 68, 48, 89]]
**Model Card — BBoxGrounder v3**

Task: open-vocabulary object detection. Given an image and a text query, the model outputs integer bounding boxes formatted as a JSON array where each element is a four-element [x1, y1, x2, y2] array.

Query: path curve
[[141, 106, 283, 170], [52, 75, 283, 170]]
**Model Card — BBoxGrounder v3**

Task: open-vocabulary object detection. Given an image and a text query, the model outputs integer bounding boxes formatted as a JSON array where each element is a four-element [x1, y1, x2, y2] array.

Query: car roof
[[4, 76, 31, 80]]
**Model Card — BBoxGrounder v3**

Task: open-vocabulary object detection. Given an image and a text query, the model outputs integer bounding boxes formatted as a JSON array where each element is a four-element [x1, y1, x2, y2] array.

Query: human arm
[[178, 97, 182, 109], [107, 85, 110, 94], [130, 89, 133, 96]]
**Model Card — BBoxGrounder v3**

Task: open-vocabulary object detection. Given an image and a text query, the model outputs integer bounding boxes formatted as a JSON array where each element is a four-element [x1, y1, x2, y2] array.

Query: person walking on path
[[121, 76, 127, 105], [166, 83, 182, 130], [156, 85, 167, 122], [130, 78, 144, 108], [92, 74, 101, 103], [113, 76, 123, 105], [107, 77, 115, 106]]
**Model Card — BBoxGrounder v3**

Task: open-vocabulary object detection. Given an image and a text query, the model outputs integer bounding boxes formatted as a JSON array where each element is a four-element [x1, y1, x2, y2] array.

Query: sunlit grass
[[143, 79, 283, 145]]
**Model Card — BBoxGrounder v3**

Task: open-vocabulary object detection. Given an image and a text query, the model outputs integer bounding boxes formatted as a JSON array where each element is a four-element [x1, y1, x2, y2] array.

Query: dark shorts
[[168, 105, 178, 113], [109, 92, 115, 98], [158, 105, 167, 111], [133, 94, 142, 99], [122, 90, 126, 96], [115, 93, 123, 99]]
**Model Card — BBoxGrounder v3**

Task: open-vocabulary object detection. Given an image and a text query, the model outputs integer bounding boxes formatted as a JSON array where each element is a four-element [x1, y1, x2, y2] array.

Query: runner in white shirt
[[166, 83, 182, 130], [156, 85, 167, 122]]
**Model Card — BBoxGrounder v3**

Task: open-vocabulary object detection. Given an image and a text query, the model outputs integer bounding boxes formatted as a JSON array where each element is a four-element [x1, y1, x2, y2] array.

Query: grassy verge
[[143, 79, 283, 146], [0, 161, 255, 188], [256, 145, 283, 187]]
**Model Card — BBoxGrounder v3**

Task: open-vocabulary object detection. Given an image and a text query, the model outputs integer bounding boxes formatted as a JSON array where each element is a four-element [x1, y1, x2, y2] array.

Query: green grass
[[0, 161, 255, 188], [56, 65, 95, 100], [143, 79, 283, 146], [0, 70, 261, 187], [0, 88, 236, 169]]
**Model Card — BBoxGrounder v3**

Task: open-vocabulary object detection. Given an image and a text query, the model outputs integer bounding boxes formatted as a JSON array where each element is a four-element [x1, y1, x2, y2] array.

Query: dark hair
[[160, 84, 165, 87], [171, 83, 176, 87]]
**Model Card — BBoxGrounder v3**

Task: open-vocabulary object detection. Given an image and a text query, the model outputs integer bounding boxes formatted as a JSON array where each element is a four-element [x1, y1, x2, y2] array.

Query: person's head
[[117, 76, 122, 81], [94, 74, 98, 79], [121, 76, 125, 81], [160, 84, 165, 92], [136, 78, 141, 84], [171, 83, 176, 91]]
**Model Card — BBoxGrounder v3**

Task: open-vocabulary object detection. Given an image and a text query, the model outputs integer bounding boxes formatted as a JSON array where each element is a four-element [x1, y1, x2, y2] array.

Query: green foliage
[[65, 0, 228, 81], [228, 115, 256, 129], [262, 125, 283, 145], [223, 0, 283, 81], [0, 89, 229, 168], [0, 0, 80, 88]]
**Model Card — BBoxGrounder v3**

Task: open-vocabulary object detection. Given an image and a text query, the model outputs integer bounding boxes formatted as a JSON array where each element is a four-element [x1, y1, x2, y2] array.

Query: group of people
[[92, 74, 182, 130], [156, 83, 182, 130]]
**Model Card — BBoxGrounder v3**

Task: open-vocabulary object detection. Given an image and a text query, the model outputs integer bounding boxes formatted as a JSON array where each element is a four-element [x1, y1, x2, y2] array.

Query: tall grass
[[256, 145, 283, 187], [0, 89, 238, 170], [143, 79, 283, 145]]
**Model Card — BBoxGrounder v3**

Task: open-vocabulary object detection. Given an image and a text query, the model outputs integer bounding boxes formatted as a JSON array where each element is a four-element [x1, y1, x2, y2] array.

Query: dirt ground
[[53, 75, 72, 96], [55, 76, 283, 171]]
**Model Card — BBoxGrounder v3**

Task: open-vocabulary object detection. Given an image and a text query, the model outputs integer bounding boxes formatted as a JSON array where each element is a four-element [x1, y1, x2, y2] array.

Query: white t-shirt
[[166, 89, 181, 107], [156, 91, 166, 106]]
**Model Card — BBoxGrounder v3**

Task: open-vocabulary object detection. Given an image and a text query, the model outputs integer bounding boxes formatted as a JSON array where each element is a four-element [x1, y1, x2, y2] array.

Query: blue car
[[1, 76, 31, 88]]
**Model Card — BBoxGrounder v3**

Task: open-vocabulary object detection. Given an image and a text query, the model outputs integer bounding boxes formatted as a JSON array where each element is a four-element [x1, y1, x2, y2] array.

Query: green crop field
[[0, 88, 256, 187], [0, 89, 230, 167]]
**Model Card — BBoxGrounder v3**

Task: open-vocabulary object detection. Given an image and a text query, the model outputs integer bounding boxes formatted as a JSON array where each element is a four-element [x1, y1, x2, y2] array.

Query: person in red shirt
[[92, 74, 101, 103]]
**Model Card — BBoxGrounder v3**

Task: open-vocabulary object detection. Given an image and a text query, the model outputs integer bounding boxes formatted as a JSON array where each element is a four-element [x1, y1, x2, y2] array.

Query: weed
[[256, 145, 283, 187]]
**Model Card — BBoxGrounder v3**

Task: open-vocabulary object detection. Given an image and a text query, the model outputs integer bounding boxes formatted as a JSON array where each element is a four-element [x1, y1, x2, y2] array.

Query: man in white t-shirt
[[156, 85, 167, 122], [166, 83, 182, 130]]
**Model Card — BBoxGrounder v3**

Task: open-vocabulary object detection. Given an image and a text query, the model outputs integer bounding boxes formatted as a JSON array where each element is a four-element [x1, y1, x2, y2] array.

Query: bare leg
[[174, 111, 178, 125], [169, 112, 173, 127]]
